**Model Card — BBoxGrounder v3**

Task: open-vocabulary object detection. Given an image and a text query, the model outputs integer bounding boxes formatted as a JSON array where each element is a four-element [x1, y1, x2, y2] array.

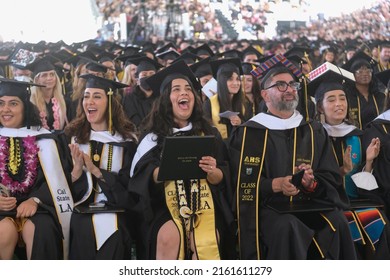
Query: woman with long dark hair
[[129, 60, 236, 260]]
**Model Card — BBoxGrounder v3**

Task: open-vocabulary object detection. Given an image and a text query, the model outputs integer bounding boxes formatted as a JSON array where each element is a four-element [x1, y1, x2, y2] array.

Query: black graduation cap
[[96, 51, 117, 62], [286, 55, 309, 70], [156, 49, 181, 61], [80, 74, 128, 133], [189, 57, 212, 78], [284, 45, 312, 58], [51, 49, 77, 63], [210, 57, 243, 78], [344, 43, 357, 52], [181, 45, 195, 54], [0, 77, 45, 128], [375, 69, 390, 88], [126, 56, 163, 75], [142, 42, 157, 54], [307, 64, 355, 101], [192, 43, 214, 57], [155, 42, 178, 55], [85, 60, 110, 73], [378, 40, 390, 49], [341, 51, 377, 72], [172, 52, 200, 65], [0, 77, 44, 98], [145, 60, 201, 96], [65, 50, 96, 67], [214, 49, 242, 59], [25, 56, 56, 77], [116, 53, 146, 67], [241, 46, 263, 60], [241, 62, 258, 75], [80, 73, 127, 91], [121, 46, 142, 56], [9, 47, 41, 69]]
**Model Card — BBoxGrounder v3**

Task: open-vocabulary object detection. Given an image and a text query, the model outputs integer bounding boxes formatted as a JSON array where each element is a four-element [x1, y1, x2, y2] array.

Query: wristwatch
[[32, 197, 41, 205]]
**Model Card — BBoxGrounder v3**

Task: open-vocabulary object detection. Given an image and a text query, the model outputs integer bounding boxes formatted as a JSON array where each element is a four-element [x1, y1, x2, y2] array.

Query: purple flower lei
[[0, 135, 40, 195]]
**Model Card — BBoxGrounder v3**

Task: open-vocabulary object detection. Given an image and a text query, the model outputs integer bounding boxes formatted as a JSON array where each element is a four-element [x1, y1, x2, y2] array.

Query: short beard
[[270, 94, 299, 112]]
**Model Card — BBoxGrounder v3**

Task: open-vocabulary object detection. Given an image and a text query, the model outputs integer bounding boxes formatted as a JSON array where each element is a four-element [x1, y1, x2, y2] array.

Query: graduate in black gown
[[129, 60, 236, 260], [122, 56, 163, 128], [228, 63, 357, 260], [362, 69, 390, 218], [203, 58, 252, 142], [0, 78, 73, 260], [64, 74, 138, 259], [342, 52, 386, 129], [313, 73, 390, 259]]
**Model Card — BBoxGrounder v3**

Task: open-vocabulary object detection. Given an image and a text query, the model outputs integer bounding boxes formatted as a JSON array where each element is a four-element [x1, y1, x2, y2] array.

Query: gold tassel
[[108, 88, 113, 134]]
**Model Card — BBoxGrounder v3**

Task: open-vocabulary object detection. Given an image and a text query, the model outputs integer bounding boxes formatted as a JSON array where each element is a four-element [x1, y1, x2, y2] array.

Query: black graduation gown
[[344, 85, 385, 130], [330, 128, 390, 259], [68, 140, 137, 260], [228, 115, 356, 260], [0, 132, 69, 259], [128, 128, 236, 260], [362, 117, 390, 218], [122, 86, 158, 128]]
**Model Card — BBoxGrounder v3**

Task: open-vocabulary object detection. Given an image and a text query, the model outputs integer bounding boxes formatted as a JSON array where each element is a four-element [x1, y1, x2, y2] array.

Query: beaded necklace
[[89, 141, 113, 193], [175, 179, 201, 256]]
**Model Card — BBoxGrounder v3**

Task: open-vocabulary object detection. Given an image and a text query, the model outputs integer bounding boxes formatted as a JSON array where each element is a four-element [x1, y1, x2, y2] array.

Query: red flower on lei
[[0, 136, 39, 195]]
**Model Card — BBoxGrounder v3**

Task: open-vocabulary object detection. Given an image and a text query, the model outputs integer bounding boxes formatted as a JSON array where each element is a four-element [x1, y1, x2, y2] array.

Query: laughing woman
[[64, 74, 138, 259], [129, 61, 236, 260], [0, 78, 73, 260]]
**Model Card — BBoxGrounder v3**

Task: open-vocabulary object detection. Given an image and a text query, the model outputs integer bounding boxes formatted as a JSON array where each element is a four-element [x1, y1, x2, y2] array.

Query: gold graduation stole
[[210, 95, 228, 139], [165, 179, 220, 260], [236, 127, 267, 259], [236, 123, 330, 259], [348, 94, 380, 130]]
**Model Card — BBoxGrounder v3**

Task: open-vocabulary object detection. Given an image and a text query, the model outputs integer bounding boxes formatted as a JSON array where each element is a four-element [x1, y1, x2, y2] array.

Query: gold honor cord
[[8, 138, 21, 175]]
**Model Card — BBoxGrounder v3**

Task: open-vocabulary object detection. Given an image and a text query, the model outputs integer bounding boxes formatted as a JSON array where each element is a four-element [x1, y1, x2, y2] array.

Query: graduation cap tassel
[[108, 88, 113, 134], [6, 65, 12, 79], [26, 87, 31, 129], [61, 77, 66, 97], [304, 52, 313, 72], [303, 78, 309, 122]]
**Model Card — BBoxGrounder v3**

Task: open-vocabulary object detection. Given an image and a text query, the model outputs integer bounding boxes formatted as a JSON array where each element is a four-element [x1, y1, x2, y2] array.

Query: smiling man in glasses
[[228, 60, 356, 260]]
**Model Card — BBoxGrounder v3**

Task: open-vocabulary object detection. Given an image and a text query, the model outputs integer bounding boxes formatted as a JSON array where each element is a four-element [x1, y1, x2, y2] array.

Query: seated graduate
[[312, 70, 390, 259], [202, 58, 252, 142], [362, 70, 390, 219], [64, 74, 138, 259], [129, 60, 236, 260], [228, 58, 357, 260], [0, 78, 73, 260]]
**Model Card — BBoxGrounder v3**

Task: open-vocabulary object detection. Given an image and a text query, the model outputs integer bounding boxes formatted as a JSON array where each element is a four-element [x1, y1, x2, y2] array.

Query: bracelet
[[306, 179, 318, 193]]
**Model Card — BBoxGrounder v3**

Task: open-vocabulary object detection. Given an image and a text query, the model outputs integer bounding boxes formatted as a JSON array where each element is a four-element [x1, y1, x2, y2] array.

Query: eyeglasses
[[355, 68, 373, 75], [264, 81, 301, 92]]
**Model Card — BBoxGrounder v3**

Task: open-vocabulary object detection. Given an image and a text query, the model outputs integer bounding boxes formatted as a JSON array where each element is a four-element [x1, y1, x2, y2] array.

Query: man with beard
[[122, 56, 163, 128], [228, 61, 356, 260]]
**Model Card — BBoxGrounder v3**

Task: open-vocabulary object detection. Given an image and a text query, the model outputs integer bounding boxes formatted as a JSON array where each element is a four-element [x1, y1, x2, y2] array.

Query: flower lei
[[40, 97, 60, 130], [0, 136, 40, 195]]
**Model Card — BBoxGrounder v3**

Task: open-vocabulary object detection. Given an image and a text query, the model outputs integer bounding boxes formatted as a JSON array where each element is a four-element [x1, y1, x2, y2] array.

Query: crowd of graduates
[[0, 13, 390, 260]]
